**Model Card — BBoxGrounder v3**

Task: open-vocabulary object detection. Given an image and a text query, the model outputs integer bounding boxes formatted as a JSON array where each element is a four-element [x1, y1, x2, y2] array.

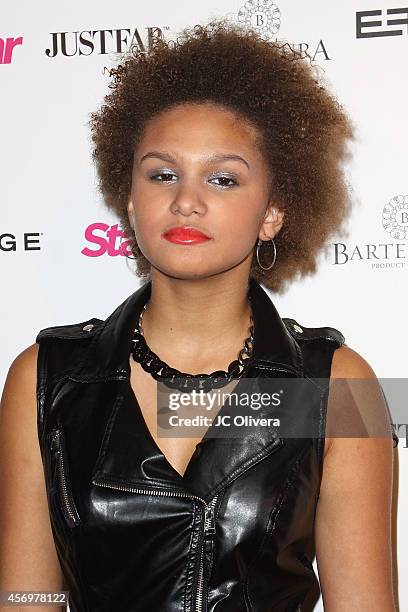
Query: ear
[[258, 203, 285, 240], [127, 199, 135, 229], [258, 204, 284, 241]]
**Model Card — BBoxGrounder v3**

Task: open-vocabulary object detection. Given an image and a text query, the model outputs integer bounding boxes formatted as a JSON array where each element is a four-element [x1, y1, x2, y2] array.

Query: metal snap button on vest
[[82, 324, 94, 332], [293, 324, 303, 333]]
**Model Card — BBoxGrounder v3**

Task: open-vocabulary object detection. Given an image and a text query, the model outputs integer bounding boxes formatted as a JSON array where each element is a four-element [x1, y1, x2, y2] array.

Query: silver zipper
[[51, 428, 81, 527], [195, 493, 219, 612], [91, 477, 219, 612]]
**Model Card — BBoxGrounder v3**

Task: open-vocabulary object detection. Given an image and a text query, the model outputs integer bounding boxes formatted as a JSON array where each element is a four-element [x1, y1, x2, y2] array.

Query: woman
[[0, 20, 398, 612]]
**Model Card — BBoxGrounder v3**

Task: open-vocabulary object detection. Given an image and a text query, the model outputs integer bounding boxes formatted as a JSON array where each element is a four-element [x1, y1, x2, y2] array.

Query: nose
[[170, 180, 207, 217]]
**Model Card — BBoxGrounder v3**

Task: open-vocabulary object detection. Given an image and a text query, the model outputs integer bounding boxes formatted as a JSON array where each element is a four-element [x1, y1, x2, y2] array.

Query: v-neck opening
[[125, 375, 198, 481], [125, 364, 248, 482]]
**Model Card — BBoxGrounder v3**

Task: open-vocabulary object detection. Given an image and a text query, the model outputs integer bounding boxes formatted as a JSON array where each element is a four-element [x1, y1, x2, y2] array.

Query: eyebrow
[[138, 151, 250, 170]]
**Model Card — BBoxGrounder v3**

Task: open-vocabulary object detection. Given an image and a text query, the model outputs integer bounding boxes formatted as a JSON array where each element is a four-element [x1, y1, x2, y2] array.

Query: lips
[[162, 226, 211, 244]]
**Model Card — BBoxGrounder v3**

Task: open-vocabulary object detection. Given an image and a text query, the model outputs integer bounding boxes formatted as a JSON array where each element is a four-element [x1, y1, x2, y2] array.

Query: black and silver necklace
[[130, 302, 255, 393]]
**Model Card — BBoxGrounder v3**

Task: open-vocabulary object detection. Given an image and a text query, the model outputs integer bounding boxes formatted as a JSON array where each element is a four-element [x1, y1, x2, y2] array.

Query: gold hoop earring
[[256, 238, 276, 270]]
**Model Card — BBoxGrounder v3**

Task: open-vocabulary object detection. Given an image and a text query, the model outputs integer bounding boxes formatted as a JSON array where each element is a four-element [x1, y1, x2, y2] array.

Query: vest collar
[[74, 277, 303, 381]]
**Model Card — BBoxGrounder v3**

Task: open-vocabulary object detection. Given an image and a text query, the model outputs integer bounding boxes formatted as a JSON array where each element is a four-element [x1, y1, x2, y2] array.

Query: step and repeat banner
[[1, 1, 407, 609]]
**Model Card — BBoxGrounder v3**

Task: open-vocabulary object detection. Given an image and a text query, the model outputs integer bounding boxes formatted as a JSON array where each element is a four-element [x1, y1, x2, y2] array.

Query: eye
[[208, 174, 239, 189], [147, 170, 239, 188], [149, 170, 176, 183]]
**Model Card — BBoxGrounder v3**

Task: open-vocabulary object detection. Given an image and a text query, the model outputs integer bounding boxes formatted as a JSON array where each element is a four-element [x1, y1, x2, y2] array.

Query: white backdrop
[[1, 1, 407, 610]]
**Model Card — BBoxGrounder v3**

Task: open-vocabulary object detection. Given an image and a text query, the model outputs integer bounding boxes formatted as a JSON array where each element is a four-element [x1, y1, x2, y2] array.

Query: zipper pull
[[204, 503, 216, 536], [50, 429, 61, 451]]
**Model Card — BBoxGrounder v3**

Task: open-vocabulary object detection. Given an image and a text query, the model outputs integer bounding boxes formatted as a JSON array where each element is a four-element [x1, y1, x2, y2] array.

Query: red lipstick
[[162, 226, 211, 244]]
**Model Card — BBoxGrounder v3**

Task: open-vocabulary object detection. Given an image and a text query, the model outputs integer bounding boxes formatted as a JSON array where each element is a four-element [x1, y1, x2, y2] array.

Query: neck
[[139, 268, 253, 374]]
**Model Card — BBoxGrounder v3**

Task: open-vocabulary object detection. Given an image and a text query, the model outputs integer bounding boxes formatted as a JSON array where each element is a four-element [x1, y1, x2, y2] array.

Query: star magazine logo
[[0, 35, 23, 64], [81, 222, 132, 258]]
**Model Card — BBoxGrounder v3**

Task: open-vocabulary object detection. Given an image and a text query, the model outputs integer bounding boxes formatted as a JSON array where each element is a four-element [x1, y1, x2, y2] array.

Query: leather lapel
[[90, 372, 297, 501], [74, 277, 303, 381]]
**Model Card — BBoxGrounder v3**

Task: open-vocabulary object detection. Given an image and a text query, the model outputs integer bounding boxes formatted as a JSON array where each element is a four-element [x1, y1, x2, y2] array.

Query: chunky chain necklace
[[130, 302, 255, 393]]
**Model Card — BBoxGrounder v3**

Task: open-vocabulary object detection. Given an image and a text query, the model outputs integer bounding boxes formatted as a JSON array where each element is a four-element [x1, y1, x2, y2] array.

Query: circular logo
[[238, 0, 281, 41], [382, 195, 408, 240]]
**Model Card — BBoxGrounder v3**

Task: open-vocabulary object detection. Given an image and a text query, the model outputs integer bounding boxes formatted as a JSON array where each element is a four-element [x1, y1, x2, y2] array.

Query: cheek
[[217, 196, 265, 236], [130, 186, 163, 233]]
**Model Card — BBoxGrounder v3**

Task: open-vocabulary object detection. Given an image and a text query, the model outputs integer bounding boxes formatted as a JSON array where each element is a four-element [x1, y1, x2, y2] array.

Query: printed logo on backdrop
[[382, 195, 408, 240], [0, 233, 41, 251], [236, 1, 330, 62], [45, 28, 165, 58], [81, 223, 132, 257], [356, 7, 408, 38], [333, 195, 408, 270], [44, 12, 330, 63], [0, 36, 23, 64], [237, 0, 281, 41]]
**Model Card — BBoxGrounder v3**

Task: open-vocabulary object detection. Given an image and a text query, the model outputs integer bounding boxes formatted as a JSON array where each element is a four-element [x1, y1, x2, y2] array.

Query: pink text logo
[[0, 36, 23, 64], [81, 222, 133, 257]]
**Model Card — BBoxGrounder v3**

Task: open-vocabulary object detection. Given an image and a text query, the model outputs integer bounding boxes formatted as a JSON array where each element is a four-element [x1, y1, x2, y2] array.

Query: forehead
[[137, 102, 262, 154]]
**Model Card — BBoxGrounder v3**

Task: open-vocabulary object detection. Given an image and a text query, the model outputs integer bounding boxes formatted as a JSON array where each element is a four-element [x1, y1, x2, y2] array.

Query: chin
[[151, 261, 240, 282], [151, 265, 211, 281]]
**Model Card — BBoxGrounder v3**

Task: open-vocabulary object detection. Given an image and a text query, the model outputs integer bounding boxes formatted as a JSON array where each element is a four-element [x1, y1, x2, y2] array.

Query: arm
[[315, 345, 397, 611], [0, 344, 64, 611]]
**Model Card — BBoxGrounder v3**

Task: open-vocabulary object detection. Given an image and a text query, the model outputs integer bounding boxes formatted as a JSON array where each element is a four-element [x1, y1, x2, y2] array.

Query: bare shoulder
[[324, 344, 379, 458], [330, 343, 377, 379], [3, 342, 39, 385], [0, 343, 40, 444], [1, 342, 40, 433]]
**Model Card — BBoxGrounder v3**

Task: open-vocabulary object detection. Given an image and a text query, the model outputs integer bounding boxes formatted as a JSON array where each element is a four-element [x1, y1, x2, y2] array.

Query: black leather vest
[[36, 278, 363, 612]]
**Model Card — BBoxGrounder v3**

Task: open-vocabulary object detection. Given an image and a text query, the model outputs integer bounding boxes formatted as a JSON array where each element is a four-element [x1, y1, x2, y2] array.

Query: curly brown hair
[[89, 18, 354, 294]]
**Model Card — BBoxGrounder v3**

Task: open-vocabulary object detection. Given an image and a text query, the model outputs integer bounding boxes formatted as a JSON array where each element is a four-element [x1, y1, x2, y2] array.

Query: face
[[127, 102, 284, 280]]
